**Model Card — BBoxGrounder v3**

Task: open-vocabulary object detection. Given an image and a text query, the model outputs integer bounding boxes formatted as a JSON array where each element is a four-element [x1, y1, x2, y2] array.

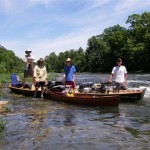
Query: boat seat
[[11, 73, 23, 88]]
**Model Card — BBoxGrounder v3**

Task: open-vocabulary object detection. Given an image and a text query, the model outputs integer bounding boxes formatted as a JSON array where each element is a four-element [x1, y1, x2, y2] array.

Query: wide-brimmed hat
[[66, 58, 71, 62], [37, 58, 44, 62], [25, 48, 32, 53]]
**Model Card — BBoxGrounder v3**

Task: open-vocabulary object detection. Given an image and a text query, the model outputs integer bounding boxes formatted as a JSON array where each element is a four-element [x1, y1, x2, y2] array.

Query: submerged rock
[[0, 101, 9, 112]]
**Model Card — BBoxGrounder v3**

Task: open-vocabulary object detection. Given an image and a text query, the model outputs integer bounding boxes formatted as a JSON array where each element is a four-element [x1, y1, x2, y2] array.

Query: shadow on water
[[0, 73, 150, 149]]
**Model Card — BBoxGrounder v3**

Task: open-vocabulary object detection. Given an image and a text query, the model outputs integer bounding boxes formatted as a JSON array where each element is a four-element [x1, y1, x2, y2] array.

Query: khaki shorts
[[115, 82, 127, 90], [24, 70, 33, 78]]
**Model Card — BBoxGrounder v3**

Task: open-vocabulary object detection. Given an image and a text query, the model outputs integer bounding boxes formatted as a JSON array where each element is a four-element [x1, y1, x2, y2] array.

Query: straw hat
[[66, 58, 71, 62], [37, 58, 44, 62]]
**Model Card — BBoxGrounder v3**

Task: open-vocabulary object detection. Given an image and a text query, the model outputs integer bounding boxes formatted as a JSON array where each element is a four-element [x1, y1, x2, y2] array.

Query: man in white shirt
[[109, 58, 128, 90]]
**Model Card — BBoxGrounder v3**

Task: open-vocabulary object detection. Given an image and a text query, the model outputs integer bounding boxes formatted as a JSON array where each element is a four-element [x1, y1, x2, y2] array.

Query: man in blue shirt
[[64, 58, 76, 88]]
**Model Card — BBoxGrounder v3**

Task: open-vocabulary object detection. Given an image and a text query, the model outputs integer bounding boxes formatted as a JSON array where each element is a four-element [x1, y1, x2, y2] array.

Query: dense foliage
[[0, 47, 24, 73], [45, 12, 150, 73], [1, 12, 150, 73]]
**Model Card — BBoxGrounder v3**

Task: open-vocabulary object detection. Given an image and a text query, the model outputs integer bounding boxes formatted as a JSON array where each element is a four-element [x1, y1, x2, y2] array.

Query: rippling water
[[0, 73, 150, 150]]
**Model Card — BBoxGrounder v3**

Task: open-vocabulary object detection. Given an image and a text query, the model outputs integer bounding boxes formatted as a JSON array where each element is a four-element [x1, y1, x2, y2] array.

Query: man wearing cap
[[33, 58, 48, 98], [64, 58, 76, 88], [23, 49, 35, 83], [109, 58, 128, 90]]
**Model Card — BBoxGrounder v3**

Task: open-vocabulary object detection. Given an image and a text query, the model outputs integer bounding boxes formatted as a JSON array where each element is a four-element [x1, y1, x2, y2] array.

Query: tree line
[[0, 12, 150, 73], [45, 12, 150, 73], [0, 47, 24, 73]]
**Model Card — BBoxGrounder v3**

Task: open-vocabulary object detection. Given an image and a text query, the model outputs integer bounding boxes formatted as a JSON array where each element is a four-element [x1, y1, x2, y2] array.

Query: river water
[[0, 73, 150, 150]]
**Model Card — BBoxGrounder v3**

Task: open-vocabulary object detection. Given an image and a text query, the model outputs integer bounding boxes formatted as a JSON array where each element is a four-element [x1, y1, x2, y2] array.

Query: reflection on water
[[0, 73, 150, 150]]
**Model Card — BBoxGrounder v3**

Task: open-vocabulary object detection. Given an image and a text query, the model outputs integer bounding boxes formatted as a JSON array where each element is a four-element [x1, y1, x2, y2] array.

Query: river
[[0, 73, 150, 150]]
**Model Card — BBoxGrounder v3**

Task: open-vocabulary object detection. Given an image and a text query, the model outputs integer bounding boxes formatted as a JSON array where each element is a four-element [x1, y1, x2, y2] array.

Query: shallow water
[[0, 73, 150, 150]]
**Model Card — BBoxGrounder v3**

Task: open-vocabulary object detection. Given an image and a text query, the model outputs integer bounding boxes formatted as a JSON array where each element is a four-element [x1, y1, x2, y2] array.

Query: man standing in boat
[[64, 58, 76, 88], [109, 58, 128, 90], [23, 49, 35, 84]]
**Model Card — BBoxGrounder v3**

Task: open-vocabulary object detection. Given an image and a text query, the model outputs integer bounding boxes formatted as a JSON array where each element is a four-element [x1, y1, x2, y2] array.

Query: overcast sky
[[0, 0, 150, 60]]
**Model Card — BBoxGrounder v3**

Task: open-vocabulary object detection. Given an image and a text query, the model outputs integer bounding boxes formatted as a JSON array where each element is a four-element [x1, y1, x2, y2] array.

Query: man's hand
[[108, 79, 112, 83]]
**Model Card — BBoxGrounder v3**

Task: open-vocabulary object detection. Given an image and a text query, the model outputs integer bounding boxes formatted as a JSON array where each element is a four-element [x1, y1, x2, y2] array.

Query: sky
[[0, 0, 150, 61]]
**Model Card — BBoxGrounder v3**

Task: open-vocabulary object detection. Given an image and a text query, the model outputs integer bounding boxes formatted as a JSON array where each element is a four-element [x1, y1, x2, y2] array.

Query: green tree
[[45, 52, 58, 72], [85, 35, 109, 72], [102, 25, 128, 61], [0, 47, 24, 73], [126, 12, 150, 72]]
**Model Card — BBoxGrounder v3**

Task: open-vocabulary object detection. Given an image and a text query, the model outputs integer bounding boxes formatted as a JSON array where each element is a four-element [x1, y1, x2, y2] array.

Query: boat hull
[[85, 88, 146, 101], [9, 84, 146, 102], [9, 84, 42, 97], [47, 91, 119, 106]]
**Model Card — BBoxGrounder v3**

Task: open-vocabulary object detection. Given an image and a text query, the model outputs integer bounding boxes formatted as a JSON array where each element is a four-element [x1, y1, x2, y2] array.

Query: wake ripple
[[128, 80, 150, 98], [128, 80, 150, 87]]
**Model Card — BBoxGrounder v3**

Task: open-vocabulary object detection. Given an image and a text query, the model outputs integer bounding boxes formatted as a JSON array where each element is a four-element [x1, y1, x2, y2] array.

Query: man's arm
[[72, 74, 75, 82], [109, 73, 113, 83], [124, 73, 128, 84]]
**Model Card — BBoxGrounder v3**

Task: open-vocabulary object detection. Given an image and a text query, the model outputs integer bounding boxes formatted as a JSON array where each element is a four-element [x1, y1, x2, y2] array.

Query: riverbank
[[0, 72, 57, 86]]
